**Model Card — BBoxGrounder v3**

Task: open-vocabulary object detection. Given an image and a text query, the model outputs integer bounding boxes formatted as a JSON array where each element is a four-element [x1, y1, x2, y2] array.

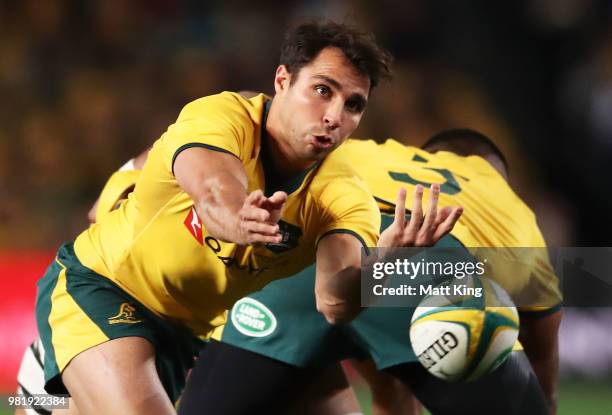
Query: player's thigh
[[9, 406, 79, 415], [62, 336, 174, 415], [385, 351, 548, 415], [179, 340, 326, 415], [290, 362, 361, 415], [349, 358, 421, 415], [51, 399, 80, 415], [15, 339, 80, 415], [36, 243, 201, 408]]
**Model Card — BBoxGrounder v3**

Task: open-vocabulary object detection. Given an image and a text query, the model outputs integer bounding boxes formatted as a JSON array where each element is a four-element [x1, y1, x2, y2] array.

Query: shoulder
[[178, 92, 266, 126], [309, 154, 377, 212], [332, 138, 380, 161], [315, 148, 365, 185]]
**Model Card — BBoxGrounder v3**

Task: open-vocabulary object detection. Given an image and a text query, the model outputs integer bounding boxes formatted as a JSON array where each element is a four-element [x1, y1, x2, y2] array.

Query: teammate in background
[[85, 148, 150, 223], [177, 129, 561, 415], [34, 20, 462, 414]]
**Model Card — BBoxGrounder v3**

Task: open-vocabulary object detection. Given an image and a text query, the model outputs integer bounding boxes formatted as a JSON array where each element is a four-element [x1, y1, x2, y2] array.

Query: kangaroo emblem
[[108, 302, 142, 325]]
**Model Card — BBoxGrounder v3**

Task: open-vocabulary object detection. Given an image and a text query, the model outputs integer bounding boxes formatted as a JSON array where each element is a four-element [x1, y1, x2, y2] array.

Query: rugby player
[[34, 20, 462, 415], [20, 129, 555, 414], [176, 129, 562, 415]]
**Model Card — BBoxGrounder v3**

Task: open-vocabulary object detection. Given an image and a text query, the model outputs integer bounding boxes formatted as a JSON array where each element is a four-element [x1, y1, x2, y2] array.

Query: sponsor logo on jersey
[[108, 302, 142, 325], [230, 297, 277, 337], [203, 235, 266, 274], [184, 206, 203, 245]]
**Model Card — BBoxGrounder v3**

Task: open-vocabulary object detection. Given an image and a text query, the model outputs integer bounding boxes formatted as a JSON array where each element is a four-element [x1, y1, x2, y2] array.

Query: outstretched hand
[[236, 190, 287, 245], [377, 184, 463, 248]]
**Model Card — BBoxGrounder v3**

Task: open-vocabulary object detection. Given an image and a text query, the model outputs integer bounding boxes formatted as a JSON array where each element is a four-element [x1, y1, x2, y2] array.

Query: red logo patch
[[184, 207, 203, 245]]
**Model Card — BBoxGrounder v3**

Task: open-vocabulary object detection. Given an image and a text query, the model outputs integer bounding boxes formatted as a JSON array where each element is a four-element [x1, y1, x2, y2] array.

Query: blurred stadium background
[[1, 0, 611, 413]]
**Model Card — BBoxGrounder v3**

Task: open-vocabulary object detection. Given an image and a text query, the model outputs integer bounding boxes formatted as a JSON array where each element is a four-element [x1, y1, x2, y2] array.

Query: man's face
[[273, 47, 370, 165]]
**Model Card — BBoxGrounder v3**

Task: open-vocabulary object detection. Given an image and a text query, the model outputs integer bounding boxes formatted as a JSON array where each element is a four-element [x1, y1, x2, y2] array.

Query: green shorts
[[35, 243, 204, 402], [219, 215, 472, 370]]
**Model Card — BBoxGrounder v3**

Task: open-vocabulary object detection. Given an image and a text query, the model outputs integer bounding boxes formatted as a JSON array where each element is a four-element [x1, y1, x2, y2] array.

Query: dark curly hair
[[279, 20, 393, 89]]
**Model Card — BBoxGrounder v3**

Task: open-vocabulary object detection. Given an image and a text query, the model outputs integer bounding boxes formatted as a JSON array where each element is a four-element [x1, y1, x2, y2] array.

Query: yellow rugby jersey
[[330, 139, 561, 311], [74, 92, 379, 336]]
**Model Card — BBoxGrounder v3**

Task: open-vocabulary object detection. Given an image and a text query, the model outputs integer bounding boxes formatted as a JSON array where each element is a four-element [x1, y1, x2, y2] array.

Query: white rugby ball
[[409, 278, 519, 382]]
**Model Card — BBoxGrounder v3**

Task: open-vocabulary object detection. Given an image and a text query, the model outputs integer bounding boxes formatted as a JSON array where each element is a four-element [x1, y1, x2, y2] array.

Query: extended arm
[[315, 184, 463, 324], [174, 147, 286, 245]]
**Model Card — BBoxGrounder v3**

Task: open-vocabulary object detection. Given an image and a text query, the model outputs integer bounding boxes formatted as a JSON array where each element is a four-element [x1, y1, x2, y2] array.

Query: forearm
[[195, 172, 247, 243], [315, 233, 367, 324], [174, 147, 258, 244], [315, 265, 362, 324], [315, 184, 462, 325]]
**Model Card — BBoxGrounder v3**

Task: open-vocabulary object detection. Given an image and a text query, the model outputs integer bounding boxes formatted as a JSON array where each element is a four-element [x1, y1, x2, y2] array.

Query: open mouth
[[312, 134, 333, 148]]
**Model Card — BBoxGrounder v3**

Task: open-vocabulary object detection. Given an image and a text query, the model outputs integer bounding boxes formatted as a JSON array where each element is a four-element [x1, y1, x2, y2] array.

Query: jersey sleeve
[[159, 92, 255, 172], [314, 176, 381, 254]]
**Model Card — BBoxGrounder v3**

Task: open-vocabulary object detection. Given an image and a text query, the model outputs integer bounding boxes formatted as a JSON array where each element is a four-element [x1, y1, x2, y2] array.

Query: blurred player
[[177, 129, 562, 415], [34, 20, 461, 415]]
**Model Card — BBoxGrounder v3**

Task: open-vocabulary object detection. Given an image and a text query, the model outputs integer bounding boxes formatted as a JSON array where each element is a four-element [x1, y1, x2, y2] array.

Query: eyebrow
[[312, 74, 368, 107], [313, 74, 342, 90]]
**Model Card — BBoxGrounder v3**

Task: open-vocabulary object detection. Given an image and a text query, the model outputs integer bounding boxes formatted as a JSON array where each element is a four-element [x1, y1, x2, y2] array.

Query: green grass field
[[1, 380, 611, 414]]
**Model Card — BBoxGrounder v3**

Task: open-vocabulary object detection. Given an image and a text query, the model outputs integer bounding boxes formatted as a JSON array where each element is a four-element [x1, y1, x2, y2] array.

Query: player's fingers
[[393, 188, 407, 229], [405, 185, 424, 235], [264, 191, 287, 224], [267, 191, 288, 207], [245, 189, 266, 206], [422, 184, 440, 229], [239, 206, 270, 222], [432, 206, 463, 241], [435, 206, 454, 226], [248, 233, 283, 245], [244, 221, 280, 236]]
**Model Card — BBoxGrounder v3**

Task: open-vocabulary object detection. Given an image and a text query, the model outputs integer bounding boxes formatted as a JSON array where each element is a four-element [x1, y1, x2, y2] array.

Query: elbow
[[316, 299, 359, 325], [314, 280, 362, 325], [321, 310, 348, 325], [318, 308, 351, 325]]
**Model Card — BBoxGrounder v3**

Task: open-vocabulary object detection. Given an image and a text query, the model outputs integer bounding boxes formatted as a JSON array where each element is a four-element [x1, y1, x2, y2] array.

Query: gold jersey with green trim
[[331, 138, 561, 311], [73, 92, 380, 336]]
